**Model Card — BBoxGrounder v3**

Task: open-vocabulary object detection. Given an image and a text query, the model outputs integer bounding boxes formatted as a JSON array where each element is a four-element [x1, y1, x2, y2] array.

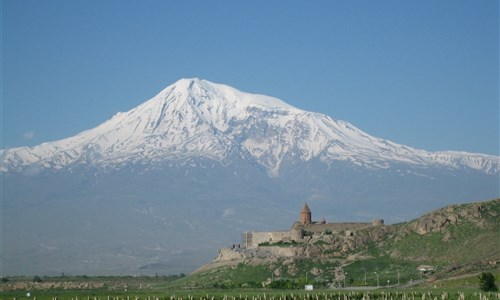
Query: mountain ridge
[[2, 78, 499, 276], [1, 78, 498, 175]]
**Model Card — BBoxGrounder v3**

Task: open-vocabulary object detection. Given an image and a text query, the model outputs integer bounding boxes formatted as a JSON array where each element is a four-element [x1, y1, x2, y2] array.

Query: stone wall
[[303, 222, 372, 234], [243, 221, 382, 248], [243, 230, 292, 248]]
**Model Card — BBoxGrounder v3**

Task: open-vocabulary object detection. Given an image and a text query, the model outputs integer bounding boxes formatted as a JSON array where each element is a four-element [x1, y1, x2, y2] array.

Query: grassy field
[[2, 200, 498, 300], [1, 272, 499, 300], [2, 289, 500, 300]]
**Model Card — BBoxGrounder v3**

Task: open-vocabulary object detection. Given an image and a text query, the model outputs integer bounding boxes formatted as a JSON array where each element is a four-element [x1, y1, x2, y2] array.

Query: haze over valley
[[2, 79, 498, 276]]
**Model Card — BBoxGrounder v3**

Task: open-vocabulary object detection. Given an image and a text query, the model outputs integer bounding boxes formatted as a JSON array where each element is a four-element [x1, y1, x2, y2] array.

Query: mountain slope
[[1, 78, 498, 175], [1, 78, 499, 276]]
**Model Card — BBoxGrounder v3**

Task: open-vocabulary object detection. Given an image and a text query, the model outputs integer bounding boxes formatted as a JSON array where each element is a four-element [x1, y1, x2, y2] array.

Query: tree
[[479, 272, 497, 292]]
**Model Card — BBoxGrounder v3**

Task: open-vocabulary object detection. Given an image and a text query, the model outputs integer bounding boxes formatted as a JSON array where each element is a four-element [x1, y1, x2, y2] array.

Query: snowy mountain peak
[[173, 77, 298, 111], [1, 79, 498, 175]]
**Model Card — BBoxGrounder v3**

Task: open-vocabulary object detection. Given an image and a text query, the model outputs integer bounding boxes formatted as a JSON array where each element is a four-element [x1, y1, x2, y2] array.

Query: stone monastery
[[242, 203, 384, 248]]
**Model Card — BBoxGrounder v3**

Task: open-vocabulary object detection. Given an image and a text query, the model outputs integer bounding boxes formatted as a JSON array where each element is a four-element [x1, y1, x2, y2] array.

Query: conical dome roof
[[301, 202, 311, 213]]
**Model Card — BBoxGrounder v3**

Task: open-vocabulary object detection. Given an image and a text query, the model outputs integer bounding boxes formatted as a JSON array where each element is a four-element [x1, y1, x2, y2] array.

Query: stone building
[[300, 202, 311, 224], [242, 202, 383, 248]]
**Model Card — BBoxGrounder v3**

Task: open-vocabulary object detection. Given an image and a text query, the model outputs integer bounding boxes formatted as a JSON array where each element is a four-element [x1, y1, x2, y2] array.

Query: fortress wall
[[304, 222, 372, 233], [269, 231, 292, 242], [243, 231, 291, 248], [249, 232, 271, 247], [243, 222, 379, 248]]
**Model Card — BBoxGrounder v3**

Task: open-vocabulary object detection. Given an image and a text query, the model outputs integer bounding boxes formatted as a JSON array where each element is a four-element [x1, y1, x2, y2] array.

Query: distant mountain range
[[1, 78, 498, 276], [2, 78, 497, 175]]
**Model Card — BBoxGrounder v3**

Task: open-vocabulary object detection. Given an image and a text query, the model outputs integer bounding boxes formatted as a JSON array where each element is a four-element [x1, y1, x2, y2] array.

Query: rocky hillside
[[180, 199, 499, 288]]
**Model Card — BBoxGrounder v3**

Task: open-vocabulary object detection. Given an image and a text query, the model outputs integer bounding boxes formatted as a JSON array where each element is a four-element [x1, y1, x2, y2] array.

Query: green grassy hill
[[169, 199, 499, 289], [388, 200, 498, 260]]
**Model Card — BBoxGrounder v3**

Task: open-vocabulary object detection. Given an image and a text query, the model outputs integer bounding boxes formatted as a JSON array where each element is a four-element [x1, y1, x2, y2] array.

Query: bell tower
[[300, 202, 312, 225]]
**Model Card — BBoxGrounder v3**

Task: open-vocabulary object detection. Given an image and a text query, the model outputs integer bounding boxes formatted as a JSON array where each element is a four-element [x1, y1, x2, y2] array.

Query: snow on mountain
[[1, 78, 498, 175]]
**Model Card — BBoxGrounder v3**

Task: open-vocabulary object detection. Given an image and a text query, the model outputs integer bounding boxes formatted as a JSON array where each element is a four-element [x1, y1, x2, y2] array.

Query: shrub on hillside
[[479, 272, 497, 292]]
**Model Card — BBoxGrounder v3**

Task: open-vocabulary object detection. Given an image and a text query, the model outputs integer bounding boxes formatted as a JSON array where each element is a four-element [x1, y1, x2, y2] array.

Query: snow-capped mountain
[[2, 78, 499, 276], [1, 78, 498, 175]]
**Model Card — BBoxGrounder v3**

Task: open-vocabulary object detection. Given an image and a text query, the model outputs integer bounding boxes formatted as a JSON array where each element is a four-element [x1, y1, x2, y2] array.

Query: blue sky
[[2, 0, 499, 155]]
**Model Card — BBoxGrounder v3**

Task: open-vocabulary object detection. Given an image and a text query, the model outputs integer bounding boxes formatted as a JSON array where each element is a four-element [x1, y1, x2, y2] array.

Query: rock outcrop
[[197, 199, 499, 276]]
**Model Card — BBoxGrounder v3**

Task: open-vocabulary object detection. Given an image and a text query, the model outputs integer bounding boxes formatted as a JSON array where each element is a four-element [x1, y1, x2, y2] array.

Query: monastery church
[[242, 203, 384, 248]]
